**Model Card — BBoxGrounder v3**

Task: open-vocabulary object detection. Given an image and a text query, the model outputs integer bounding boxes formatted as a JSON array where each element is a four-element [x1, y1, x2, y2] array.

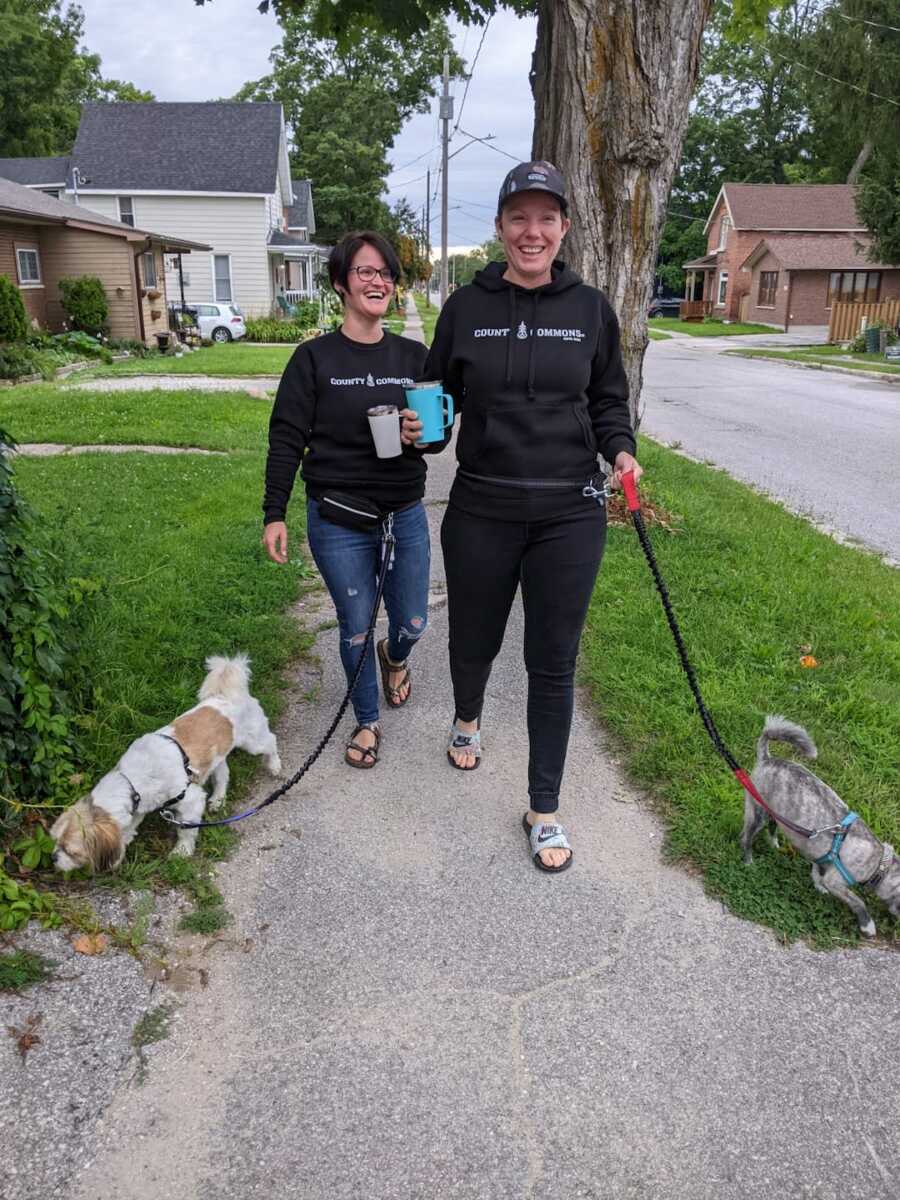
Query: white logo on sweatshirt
[[472, 326, 585, 344], [517, 321, 528, 340], [366, 373, 375, 387], [329, 375, 415, 386]]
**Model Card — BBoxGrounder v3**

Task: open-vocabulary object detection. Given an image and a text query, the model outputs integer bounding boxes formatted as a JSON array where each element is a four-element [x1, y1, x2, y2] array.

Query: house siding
[[74, 192, 273, 315], [1, 222, 49, 327], [39, 227, 142, 341]]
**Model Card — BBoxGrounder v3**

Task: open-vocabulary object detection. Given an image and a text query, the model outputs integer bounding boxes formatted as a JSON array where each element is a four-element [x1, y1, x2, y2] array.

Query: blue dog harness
[[815, 813, 861, 887]]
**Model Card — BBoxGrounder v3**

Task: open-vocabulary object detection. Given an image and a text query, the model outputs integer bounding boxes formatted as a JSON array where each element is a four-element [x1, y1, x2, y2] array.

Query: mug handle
[[441, 392, 454, 428]]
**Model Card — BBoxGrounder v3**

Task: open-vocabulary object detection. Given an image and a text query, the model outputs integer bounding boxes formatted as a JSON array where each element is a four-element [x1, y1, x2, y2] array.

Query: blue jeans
[[306, 498, 431, 726]]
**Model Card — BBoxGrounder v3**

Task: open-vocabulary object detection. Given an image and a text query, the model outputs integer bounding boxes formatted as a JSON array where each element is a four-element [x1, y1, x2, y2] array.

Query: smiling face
[[339, 243, 396, 324], [496, 192, 571, 288]]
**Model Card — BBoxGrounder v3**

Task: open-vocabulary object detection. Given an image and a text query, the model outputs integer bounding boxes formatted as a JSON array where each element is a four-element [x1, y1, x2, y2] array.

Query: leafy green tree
[[856, 147, 900, 266], [0, 1, 153, 157]]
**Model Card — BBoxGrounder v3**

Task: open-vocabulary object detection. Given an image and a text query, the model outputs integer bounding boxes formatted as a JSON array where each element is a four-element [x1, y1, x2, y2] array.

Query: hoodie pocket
[[574, 405, 598, 453], [466, 402, 598, 478]]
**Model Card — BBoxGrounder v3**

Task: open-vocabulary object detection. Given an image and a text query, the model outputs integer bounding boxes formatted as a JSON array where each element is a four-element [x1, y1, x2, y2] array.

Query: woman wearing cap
[[424, 161, 642, 873], [263, 231, 435, 769]]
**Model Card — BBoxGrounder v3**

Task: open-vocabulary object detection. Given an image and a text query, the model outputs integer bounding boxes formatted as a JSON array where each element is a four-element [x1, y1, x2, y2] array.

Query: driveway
[[642, 338, 900, 561]]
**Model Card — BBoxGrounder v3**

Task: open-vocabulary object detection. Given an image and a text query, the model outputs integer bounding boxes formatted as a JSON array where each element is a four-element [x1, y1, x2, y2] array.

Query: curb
[[724, 351, 900, 385]]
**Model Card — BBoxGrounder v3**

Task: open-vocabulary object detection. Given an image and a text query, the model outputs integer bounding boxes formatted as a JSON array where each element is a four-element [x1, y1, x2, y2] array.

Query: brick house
[[683, 184, 900, 333], [0, 175, 208, 344]]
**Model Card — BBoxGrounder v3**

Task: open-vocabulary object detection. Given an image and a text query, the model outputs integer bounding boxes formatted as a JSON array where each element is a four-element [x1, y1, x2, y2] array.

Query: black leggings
[[441, 501, 607, 813]]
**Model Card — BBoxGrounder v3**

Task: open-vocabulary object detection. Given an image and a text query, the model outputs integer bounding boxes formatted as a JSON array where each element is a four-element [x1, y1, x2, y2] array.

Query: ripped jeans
[[306, 497, 431, 726]]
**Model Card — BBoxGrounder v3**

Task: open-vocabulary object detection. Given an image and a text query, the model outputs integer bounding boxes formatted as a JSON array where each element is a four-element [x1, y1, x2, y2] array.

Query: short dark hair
[[328, 231, 402, 298]]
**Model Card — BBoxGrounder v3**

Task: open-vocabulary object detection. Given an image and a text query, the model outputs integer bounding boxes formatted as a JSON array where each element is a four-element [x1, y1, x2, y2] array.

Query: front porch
[[267, 230, 329, 313]]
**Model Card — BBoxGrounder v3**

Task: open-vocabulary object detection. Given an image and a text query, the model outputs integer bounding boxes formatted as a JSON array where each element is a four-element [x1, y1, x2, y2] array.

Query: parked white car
[[171, 302, 246, 343]]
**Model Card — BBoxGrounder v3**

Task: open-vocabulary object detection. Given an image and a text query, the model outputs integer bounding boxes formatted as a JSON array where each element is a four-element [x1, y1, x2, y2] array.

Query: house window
[[213, 255, 233, 302], [718, 216, 732, 250], [118, 197, 135, 227], [826, 271, 881, 307], [142, 251, 158, 289], [716, 270, 728, 306], [16, 247, 42, 286], [758, 271, 778, 307]]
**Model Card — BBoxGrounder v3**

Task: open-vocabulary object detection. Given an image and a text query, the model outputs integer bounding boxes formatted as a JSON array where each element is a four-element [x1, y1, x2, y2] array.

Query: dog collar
[[864, 841, 896, 892]]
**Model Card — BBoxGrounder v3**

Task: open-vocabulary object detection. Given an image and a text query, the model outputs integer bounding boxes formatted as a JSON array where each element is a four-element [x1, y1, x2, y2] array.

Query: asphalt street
[[67, 302, 900, 1200], [642, 336, 900, 560]]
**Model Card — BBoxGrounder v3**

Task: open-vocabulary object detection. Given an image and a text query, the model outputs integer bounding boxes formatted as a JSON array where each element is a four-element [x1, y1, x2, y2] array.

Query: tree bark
[[530, 0, 712, 427], [845, 138, 873, 186]]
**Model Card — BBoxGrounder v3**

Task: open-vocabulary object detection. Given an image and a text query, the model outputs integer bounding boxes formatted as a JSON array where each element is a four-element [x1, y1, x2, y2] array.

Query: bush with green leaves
[[245, 315, 319, 343], [0, 869, 59, 931], [1, 428, 85, 839], [0, 274, 29, 343], [850, 321, 898, 354], [52, 330, 112, 362], [58, 275, 109, 336]]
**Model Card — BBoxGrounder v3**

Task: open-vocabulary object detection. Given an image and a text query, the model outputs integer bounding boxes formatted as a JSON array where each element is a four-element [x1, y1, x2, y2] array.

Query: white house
[[0, 103, 328, 317]]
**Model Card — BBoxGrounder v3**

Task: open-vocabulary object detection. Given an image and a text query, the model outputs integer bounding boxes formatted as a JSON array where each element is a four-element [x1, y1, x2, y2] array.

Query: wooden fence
[[828, 298, 900, 343], [679, 300, 712, 322]]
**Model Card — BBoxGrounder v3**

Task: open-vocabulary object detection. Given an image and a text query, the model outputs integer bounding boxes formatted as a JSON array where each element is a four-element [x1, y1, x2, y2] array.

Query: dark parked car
[[648, 297, 683, 319]]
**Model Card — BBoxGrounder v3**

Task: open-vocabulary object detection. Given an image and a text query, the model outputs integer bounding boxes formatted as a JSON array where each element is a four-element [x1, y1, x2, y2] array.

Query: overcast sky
[[77, 0, 537, 252]]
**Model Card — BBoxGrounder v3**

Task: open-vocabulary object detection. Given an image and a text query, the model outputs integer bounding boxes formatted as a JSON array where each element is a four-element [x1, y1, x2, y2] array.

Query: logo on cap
[[527, 172, 548, 182]]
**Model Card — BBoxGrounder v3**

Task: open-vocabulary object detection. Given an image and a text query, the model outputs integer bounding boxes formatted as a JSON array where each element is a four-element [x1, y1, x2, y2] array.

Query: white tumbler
[[367, 404, 402, 458]]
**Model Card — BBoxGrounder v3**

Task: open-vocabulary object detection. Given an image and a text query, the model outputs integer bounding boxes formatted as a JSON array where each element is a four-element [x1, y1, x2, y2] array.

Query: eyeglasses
[[349, 266, 396, 283]]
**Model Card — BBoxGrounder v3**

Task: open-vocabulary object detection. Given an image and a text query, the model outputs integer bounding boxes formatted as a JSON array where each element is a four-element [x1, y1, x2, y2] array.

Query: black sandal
[[345, 723, 381, 769], [377, 638, 411, 708]]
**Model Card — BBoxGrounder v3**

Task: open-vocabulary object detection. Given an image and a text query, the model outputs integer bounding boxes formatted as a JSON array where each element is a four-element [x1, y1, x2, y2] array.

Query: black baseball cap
[[497, 161, 568, 215]]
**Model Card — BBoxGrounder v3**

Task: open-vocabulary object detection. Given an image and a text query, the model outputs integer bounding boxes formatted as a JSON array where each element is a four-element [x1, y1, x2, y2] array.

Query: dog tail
[[199, 654, 251, 701], [757, 715, 817, 764]]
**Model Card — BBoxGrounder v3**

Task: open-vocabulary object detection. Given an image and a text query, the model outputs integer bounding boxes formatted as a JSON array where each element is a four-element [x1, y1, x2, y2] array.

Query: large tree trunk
[[530, 0, 712, 428], [845, 138, 873, 185]]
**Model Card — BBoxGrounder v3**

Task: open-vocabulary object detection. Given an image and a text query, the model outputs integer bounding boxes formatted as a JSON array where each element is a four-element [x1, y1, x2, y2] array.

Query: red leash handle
[[621, 468, 641, 512]]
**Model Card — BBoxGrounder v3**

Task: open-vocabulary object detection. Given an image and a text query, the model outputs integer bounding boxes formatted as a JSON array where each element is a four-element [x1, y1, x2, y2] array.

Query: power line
[[389, 169, 431, 190], [457, 128, 523, 162], [771, 52, 900, 106], [834, 11, 900, 35], [453, 17, 492, 135], [388, 145, 440, 177]]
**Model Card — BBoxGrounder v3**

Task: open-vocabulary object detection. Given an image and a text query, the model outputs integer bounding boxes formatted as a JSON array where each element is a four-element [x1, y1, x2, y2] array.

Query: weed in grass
[[0, 949, 55, 991], [109, 890, 155, 956], [179, 905, 231, 935]]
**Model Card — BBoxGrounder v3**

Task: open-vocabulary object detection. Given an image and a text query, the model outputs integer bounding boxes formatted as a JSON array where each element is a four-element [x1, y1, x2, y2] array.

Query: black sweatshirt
[[263, 329, 430, 522], [424, 260, 635, 519]]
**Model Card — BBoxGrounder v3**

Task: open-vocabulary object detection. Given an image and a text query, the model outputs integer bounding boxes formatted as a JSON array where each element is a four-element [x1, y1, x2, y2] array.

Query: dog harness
[[814, 814, 895, 891], [118, 733, 197, 815]]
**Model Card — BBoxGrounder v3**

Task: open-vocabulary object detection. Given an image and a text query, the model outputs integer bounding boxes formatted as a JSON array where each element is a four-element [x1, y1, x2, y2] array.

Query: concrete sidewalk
[[59, 299, 900, 1199]]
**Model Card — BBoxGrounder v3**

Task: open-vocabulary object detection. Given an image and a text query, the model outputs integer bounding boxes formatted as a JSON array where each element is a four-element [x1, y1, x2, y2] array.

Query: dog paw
[[169, 842, 195, 858], [267, 756, 282, 776], [208, 794, 226, 811], [861, 920, 876, 938]]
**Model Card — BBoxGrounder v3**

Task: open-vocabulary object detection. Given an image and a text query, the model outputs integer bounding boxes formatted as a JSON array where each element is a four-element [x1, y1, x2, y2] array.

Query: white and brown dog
[[51, 655, 281, 871]]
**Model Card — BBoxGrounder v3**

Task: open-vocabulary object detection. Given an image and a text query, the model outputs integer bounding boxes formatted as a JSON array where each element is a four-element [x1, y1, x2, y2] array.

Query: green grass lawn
[[84, 342, 298, 377], [649, 317, 781, 337], [583, 439, 900, 947], [727, 346, 900, 376], [2, 383, 271, 451], [647, 329, 671, 341], [412, 291, 439, 346], [3, 384, 312, 922]]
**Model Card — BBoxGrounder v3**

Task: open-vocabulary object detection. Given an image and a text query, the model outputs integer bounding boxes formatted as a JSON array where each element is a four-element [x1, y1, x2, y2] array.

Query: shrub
[[107, 337, 155, 359], [245, 316, 318, 343], [0, 427, 85, 839], [51, 330, 113, 363], [0, 344, 54, 381], [58, 275, 108, 336], [850, 321, 898, 354], [0, 275, 28, 342]]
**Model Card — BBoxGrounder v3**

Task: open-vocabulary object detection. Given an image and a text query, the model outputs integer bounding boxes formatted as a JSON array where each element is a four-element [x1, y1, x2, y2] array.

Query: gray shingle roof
[[286, 179, 314, 232], [0, 156, 70, 186], [723, 184, 864, 231], [71, 102, 283, 193], [0, 175, 210, 251]]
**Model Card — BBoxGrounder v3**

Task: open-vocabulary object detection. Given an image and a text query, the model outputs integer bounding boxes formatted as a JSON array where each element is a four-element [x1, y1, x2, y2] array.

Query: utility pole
[[439, 52, 452, 308], [425, 168, 431, 308]]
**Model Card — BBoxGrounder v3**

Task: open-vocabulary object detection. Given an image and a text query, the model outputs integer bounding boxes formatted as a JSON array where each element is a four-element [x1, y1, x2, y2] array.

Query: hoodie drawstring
[[526, 292, 539, 401], [505, 288, 540, 401], [505, 287, 516, 385]]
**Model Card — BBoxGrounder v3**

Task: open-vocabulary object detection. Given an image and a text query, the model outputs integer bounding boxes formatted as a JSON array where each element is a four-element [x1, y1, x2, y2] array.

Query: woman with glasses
[[263, 231, 435, 768]]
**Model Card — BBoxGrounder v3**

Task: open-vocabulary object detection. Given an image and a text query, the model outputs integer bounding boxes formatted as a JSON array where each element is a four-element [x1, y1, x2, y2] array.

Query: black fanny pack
[[318, 492, 382, 531]]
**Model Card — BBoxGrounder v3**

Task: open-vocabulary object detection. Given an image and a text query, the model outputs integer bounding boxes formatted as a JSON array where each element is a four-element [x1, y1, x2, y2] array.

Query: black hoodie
[[424, 260, 635, 519]]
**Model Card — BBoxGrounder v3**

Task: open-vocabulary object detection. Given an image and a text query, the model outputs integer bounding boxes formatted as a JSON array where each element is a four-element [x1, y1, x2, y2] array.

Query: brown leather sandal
[[377, 638, 411, 708], [345, 723, 381, 769]]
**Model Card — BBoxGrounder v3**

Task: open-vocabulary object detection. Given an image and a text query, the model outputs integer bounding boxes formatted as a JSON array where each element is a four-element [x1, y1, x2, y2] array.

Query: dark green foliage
[[855, 148, 900, 266], [0, 427, 82, 835], [0, 275, 28, 343], [58, 276, 108, 336]]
